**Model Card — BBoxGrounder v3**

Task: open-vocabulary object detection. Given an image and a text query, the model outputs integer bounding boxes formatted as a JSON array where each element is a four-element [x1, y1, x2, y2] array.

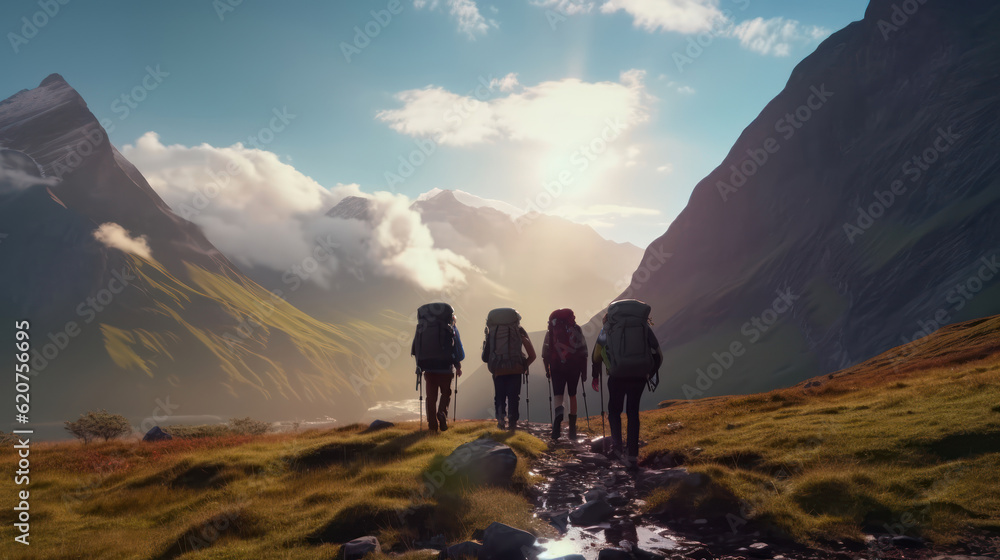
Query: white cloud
[[490, 72, 520, 92], [376, 69, 653, 148], [528, 1, 827, 57], [93, 222, 152, 259], [122, 133, 473, 291], [553, 204, 661, 219], [413, 0, 498, 39], [656, 163, 674, 174], [727, 17, 830, 57], [531, 0, 595, 15], [599, 0, 725, 34]]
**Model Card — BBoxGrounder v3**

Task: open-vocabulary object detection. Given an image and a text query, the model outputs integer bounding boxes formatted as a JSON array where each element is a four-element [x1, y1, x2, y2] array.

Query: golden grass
[[634, 315, 1000, 544], [0, 422, 545, 560]]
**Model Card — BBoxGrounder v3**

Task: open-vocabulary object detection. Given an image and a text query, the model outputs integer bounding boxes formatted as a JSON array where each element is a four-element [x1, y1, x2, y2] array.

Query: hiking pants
[[493, 374, 522, 425], [424, 372, 453, 430], [607, 377, 646, 458]]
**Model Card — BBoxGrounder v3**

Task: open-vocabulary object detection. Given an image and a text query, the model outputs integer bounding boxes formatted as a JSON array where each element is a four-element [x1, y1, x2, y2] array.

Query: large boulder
[[343, 536, 381, 560], [569, 499, 615, 526], [142, 426, 172, 442], [481, 522, 536, 560], [445, 438, 518, 487], [365, 419, 394, 432], [441, 541, 483, 560]]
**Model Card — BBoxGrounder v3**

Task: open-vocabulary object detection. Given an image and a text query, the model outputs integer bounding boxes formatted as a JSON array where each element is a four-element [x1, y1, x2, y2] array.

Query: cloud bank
[[122, 133, 473, 291], [93, 222, 153, 259]]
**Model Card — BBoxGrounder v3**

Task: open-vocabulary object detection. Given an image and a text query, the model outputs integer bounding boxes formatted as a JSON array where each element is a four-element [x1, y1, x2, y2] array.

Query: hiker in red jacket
[[542, 308, 588, 440]]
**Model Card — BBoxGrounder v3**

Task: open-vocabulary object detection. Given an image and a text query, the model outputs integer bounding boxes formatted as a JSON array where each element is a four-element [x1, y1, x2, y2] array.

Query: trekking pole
[[453, 372, 458, 423], [581, 375, 591, 432], [525, 369, 530, 424], [599, 372, 606, 444], [416, 367, 423, 432], [547, 369, 553, 424]]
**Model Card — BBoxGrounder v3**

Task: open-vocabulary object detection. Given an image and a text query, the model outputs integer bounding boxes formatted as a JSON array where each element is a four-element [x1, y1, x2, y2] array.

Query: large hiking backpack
[[484, 308, 526, 376], [604, 299, 655, 379], [413, 302, 456, 371], [547, 308, 587, 368]]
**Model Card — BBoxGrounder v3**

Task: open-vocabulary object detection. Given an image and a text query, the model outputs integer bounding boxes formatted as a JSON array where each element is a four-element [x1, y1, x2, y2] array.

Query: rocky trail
[[515, 423, 998, 560]]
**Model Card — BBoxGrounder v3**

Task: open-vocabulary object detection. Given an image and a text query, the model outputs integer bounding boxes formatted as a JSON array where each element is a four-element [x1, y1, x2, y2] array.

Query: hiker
[[591, 299, 662, 470], [482, 308, 536, 431], [412, 303, 464, 433], [543, 308, 588, 441]]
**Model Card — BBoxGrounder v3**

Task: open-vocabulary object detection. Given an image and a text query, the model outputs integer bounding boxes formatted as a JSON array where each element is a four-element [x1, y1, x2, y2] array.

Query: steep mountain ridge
[[597, 0, 1000, 401]]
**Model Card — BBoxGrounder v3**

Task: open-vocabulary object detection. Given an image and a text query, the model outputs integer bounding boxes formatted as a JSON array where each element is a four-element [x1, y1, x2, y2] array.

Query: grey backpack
[[605, 299, 655, 379], [484, 308, 526, 376]]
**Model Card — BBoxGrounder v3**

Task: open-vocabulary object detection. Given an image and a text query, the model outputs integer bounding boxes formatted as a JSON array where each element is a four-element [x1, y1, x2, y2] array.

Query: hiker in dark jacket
[[542, 308, 588, 441], [412, 316, 464, 433], [482, 308, 536, 432], [592, 305, 662, 470]]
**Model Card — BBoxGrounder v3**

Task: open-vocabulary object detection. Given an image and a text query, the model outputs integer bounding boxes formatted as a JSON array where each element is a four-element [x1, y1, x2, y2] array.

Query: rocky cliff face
[[602, 0, 1000, 400]]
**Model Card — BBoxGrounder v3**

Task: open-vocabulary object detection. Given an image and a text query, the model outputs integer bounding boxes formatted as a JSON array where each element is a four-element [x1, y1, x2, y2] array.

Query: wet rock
[[929, 556, 996, 560], [579, 452, 611, 466], [747, 542, 772, 558], [585, 487, 609, 502], [343, 536, 381, 560], [441, 541, 483, 560], [591, 437, 613, 454], [143, 426, 172, 442], [607, 492, 629, 507], [569, 499, 615, 526], [365, 419, 394, 432], [633, 548, 666, 560], [414, 534, 447, 550], [549, 556, 587, 560], [543, 510, 569, 533], [446, 438, 518, 487], [598, 549, 632, 560], [890, 535, 925, 549], [482, 522, 536, 559], [685, 547, 714, 560], [635, 468, 706, 494]]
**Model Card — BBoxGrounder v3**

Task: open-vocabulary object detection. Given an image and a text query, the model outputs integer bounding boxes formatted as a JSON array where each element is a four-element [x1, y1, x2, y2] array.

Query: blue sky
[[2, 0, 868, 247]]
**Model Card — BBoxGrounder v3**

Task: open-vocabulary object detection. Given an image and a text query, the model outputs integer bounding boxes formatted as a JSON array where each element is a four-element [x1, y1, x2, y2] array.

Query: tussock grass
[[0, 422, 544, 559], [637, 315, 1000, 545]]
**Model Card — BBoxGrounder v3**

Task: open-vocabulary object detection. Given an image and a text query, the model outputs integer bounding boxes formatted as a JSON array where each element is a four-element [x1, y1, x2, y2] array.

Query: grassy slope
[[0, 423, 547, 560], [641, 315, 1000, 544], [102, 256, 391, 402]]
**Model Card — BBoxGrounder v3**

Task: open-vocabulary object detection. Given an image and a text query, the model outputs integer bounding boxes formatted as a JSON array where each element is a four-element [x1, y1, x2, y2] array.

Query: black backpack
[[604, 299, 655, 379], [412, 302, 456, 371]]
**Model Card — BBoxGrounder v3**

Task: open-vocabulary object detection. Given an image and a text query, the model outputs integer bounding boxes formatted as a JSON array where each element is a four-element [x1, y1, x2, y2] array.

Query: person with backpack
[[411, 303, 465, 433], [591, 299, 662, 470], [542, 308, 588, 441], [482, 308, 536, 431]]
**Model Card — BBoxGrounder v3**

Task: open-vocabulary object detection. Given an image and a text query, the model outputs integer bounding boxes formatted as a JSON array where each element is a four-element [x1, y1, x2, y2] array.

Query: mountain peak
[[39, 73, 69, 87], [326, 196, 374, 221]]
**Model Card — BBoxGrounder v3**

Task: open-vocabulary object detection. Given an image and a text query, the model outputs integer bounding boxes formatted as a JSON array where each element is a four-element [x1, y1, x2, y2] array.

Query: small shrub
[[65, 410, 130, 443], [228, 417, 271, 436]]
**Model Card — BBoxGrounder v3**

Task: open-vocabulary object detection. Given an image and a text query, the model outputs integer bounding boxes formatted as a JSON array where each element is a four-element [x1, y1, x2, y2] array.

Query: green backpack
[[484, 308, 526, 376]]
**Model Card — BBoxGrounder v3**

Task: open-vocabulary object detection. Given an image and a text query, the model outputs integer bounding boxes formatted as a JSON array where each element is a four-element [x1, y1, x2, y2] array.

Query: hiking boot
[[497, 419, 506, 430], [568, 415, 577, 441], [437, 411, 448, 432], [625, 455, 639, 472], [551, 406, 564, 440]]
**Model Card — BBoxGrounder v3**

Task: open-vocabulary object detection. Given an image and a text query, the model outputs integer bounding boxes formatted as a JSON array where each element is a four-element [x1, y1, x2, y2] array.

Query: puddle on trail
[[535, 522, 681, 560]]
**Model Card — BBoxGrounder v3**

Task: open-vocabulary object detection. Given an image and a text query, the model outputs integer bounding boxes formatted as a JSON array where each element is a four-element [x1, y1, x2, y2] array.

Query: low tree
[[65, 410, 130, 443], [228, 416, 270, 436]]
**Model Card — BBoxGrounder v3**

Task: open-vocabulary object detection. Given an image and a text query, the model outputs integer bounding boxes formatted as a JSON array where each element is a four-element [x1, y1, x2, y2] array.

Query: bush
[[65, 410, 131, 443], [0, 431, 15, 445], [228, 417, 271, 436], [163, 424, 232, 439]]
